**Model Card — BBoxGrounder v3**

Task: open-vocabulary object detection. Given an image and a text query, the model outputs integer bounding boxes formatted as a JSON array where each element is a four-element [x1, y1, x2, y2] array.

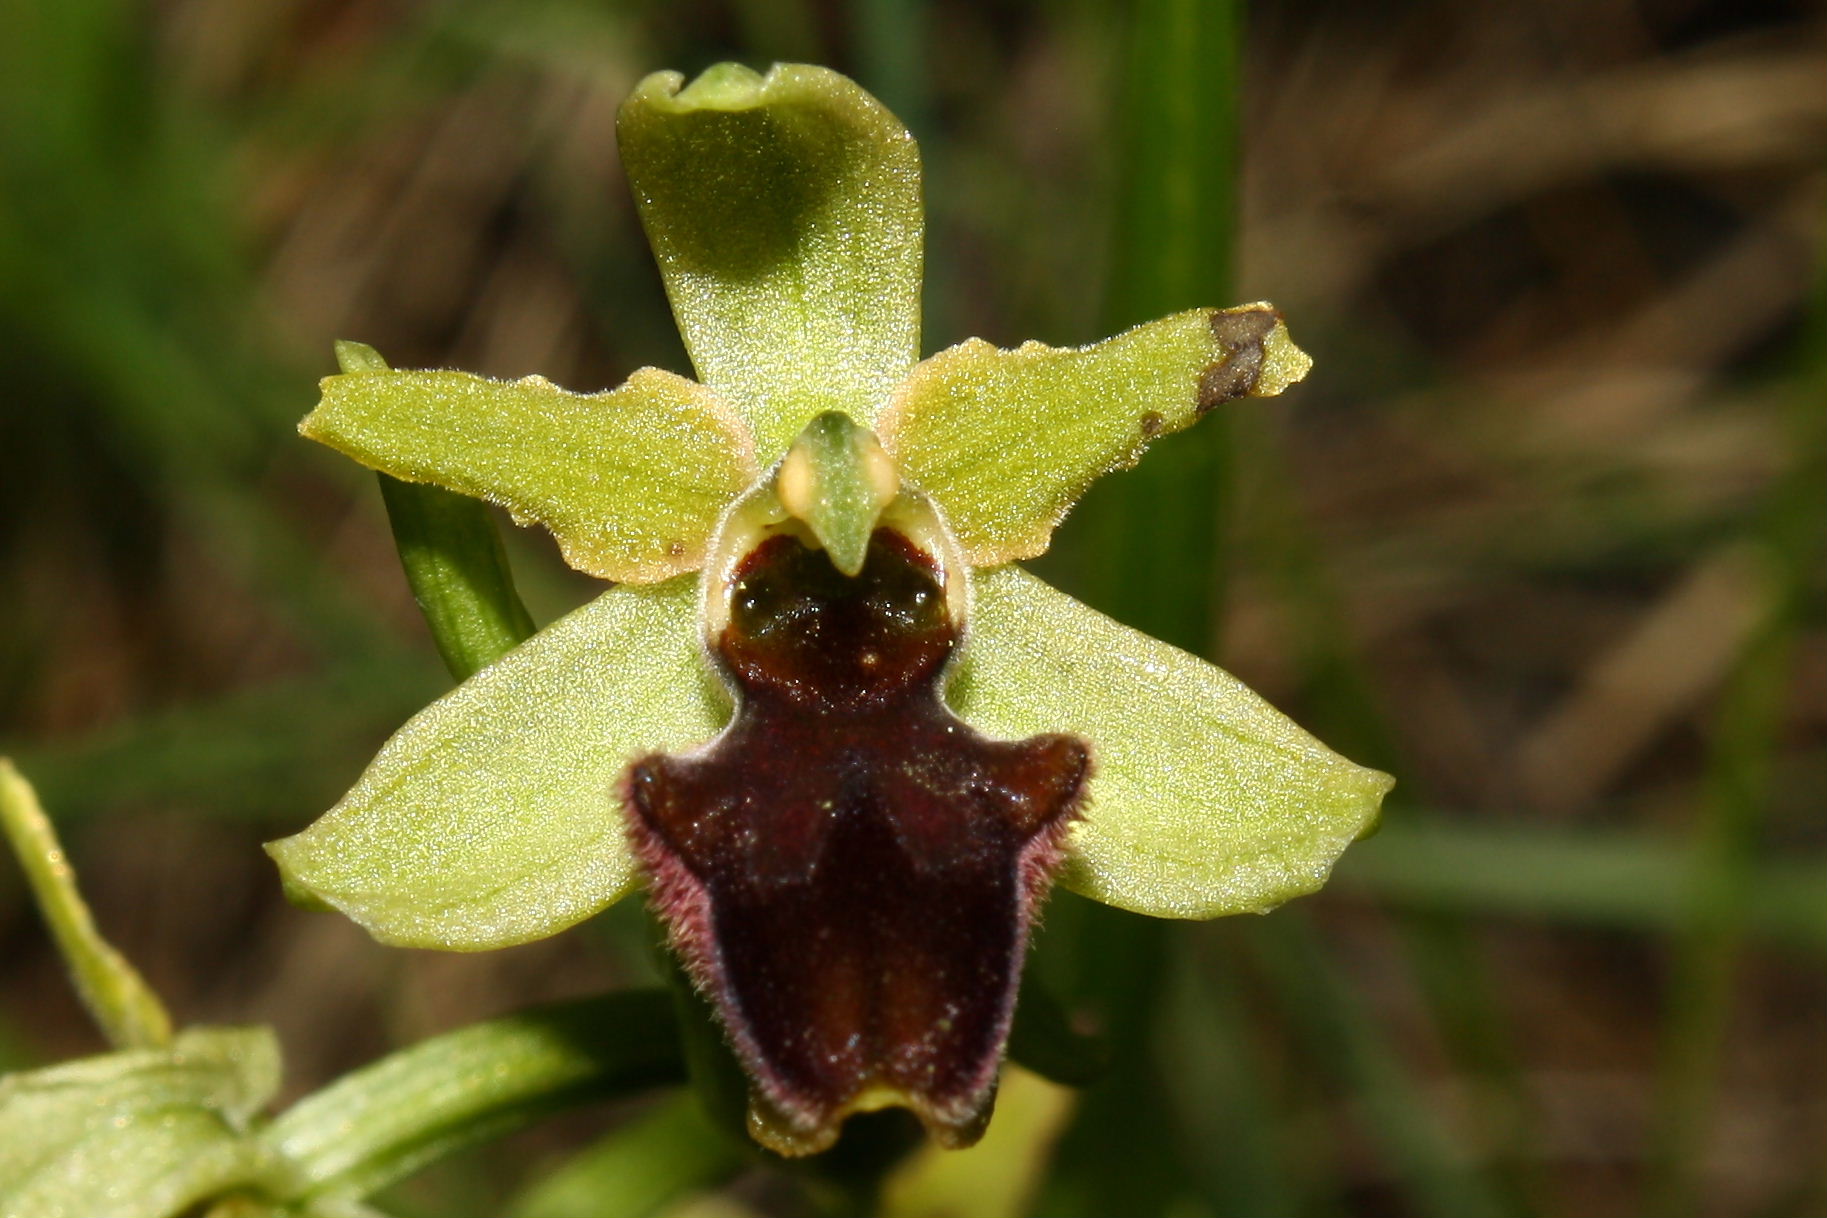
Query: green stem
[[1064, 0, 1242, 654], [334, 340, 536, 681], [376, 477, 537, 680], [0, 759, 172, 1050]]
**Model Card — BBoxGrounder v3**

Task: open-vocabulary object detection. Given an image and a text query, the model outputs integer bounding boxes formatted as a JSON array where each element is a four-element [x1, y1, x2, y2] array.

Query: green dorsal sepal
[[775, 412, 900, 576]]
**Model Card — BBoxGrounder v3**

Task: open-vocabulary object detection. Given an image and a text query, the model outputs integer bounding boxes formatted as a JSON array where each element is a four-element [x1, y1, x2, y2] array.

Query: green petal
[[618, 63, 922, 458], [880, 305, 1311, 566], [265, 577, 727, 950], [301, 366, 756, 583], [949, 567, 1389, 918]]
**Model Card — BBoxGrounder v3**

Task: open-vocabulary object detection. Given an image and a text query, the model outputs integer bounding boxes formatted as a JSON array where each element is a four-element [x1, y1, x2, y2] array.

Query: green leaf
[[0, 1107, 272, 1218], [0, 1026, 281, 1214], [0, 758, 172, 1049], [949, 567, 1389, 918], [507, 1093, 741, 1218], [618, 62, 922, 459], [264, 991, 683, 1203], [880, 305, 1310, 567], [265, 577, 726, 950], [302, 366, 756, 583]]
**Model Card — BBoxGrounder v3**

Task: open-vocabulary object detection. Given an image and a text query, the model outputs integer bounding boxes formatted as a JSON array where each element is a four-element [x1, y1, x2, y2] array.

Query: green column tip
[[776, 412, 900, 576]]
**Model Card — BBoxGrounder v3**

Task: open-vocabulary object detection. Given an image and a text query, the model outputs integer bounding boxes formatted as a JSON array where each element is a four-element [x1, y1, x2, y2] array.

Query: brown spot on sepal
[[1138, 410, 1165, 437], [626, 530, 1090, 1156], [1196, 306, 1281, 414]]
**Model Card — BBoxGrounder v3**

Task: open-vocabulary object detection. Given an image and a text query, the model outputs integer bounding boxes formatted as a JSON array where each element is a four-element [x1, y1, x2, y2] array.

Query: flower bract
[[268, 61, 1392, 1155]]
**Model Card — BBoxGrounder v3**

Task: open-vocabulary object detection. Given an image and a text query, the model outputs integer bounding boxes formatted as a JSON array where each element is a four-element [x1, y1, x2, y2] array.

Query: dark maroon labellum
[[626, 527, 1089, 1155]]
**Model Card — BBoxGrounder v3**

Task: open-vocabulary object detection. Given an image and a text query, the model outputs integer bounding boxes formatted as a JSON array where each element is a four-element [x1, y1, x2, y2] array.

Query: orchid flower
[[268, 62, 1392, 1157]]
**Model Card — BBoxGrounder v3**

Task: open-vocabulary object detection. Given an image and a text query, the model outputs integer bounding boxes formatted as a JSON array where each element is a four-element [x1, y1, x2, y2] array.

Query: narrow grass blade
[[0, 760, 171, 1050], [1242, 914, 1512, 1218], [2, 656, 440, 824], [1340, 819, 1827, 953], [1647, 234, 1827, 1216], [1028, 3, 1245, 1213], [1055, 0, 1244, 652]]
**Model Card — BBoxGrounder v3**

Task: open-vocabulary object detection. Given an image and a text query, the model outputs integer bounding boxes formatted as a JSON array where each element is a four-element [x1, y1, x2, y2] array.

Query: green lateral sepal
[[950, 566, 1389, 918], [265, 578, 726, 950]]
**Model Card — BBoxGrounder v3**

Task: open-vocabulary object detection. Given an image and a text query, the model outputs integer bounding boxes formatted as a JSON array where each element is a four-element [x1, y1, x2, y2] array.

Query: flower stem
[[334, 341, 536, 681]]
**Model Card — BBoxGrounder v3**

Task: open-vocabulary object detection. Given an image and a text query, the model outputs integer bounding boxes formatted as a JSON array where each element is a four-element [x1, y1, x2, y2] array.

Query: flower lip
[[722, 530, 951, 712], [625, 523, 1091, 1155]]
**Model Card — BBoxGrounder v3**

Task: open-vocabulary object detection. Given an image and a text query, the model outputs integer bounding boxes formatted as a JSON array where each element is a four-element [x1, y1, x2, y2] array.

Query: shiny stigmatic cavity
[[626, 528, 1089, 1155]]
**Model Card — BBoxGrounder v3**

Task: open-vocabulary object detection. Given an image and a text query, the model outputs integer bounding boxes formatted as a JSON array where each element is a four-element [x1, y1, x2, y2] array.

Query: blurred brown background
[[1, 1, 1823, 1215]]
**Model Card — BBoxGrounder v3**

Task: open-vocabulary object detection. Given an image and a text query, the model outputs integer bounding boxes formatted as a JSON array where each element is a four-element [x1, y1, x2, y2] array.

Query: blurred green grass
[[2, 1, 1823, 1215]]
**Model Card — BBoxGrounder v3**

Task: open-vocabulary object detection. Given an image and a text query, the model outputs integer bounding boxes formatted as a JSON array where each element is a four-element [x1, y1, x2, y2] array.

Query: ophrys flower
[[268, 62, 1391, 1156]]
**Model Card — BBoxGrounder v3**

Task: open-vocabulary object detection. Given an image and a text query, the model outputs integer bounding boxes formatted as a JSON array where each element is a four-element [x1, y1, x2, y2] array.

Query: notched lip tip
[[747, 1083, 990, 1158]]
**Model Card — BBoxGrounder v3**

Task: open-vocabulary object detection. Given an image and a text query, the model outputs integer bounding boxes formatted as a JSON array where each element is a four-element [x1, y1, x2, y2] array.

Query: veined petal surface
[[618, 63, 922, 458], [880, 305, 1311, 566], [302, 367, 756, 583], [266, 578, 727, 950], [949, 567, 1390, 918]]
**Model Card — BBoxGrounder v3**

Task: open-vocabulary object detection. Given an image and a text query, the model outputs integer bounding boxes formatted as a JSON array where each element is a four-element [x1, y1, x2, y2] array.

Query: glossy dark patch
[[626, 529, 1089, 1154]]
